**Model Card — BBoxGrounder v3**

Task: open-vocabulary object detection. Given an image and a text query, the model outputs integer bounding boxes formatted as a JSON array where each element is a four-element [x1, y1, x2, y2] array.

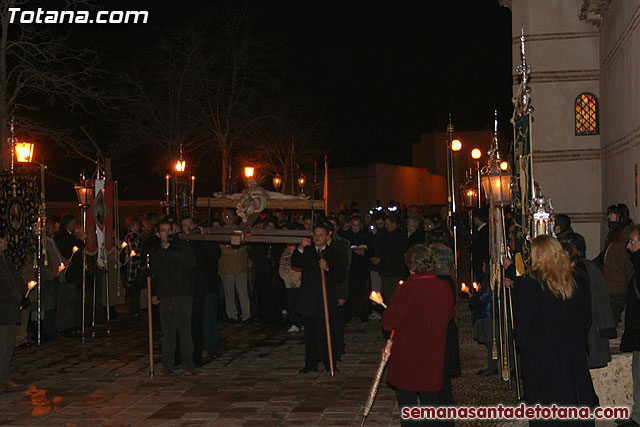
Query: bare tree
[[115, 21, 206, 177], [198, 3, 277, 192], [0, 0, 109, 166], [245, 99, 329, 194]]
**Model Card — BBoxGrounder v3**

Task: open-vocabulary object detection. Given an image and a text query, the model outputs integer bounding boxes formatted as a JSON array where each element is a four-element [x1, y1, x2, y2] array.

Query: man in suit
[[292, 223, 347, 373], [470, 207, 490, 283]]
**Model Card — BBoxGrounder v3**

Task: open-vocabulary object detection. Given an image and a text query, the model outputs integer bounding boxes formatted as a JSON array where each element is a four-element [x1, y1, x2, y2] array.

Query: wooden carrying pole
[[319, 257, 334, 376], [146, 254, 154, 377]]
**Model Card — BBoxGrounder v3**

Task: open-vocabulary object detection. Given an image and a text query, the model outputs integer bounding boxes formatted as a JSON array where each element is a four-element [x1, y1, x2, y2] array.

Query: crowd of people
[[3, 198, 640, 427]]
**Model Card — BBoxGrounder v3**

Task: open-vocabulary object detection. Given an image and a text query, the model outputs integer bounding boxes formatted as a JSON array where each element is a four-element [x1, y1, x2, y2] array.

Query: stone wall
[[506, 0, 603, 257], [599, 1, 640, 225]]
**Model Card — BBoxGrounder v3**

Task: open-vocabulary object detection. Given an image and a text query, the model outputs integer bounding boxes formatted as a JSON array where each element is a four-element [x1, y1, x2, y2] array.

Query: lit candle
[[72, 246, 79, 253], [537, 218, 545, 236], [121, 241, 128, 249], [369, 291, 387, 308], [58, 263, 65, 273], [130, 250, 136, 257], [461, 283, 470, 294], [472, 282, 479, 292], [398, 280, 404, 286], [165, 174, 170, 195], [28, 280, 37, 290], [191, 175, 195, 196]]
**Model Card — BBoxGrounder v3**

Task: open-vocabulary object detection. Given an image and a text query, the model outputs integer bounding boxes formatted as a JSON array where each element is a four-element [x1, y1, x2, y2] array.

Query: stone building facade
[[501, 0, 638, 258]]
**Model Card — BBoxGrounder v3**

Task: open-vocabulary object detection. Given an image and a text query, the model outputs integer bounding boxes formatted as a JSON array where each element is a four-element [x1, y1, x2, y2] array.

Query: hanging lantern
[[481, 162, 511, 207], [15, 142, 34, 163], [460, 176, 478, 209], [298, 173, 306, 195], [273, 173, 282, 190], [74, 180, 94, 208], [244, 166, 255, 178]]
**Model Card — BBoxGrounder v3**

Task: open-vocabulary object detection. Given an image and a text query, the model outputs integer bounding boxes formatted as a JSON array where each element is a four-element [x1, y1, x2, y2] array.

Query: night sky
[[26, 0, 513, 198]]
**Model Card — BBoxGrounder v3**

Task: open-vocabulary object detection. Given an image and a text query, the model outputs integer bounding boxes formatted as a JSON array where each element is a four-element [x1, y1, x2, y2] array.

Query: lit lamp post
[[273, 173, 282, 191], [298, 173, 306, 196], [471, 148, 482, 208], [15, 141, 34, 163], [479, 110, 518, 387], [445, 114, 461, 274], [74, 176, 94, 340], [460, 173, 478, 283]]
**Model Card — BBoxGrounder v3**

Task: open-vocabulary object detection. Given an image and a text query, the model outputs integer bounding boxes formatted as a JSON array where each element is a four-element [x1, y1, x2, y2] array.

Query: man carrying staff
[[292, 223, 347, 373]]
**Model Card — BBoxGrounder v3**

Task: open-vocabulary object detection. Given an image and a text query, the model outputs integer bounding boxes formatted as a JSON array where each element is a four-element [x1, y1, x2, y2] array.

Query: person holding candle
[[54, 214, 86, 334], [0, 225, 27, 391], [382, 244, 454, 426]]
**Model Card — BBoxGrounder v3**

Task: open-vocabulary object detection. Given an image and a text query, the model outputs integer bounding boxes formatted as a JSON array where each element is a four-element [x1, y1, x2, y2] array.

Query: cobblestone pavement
[[0, 299, 540, 426]]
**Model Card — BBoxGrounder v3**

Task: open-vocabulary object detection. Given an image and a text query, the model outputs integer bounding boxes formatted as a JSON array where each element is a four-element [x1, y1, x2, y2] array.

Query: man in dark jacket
[[0, 226, 26, 391], [470, 208, 490, 283], [54, 214, 86, 333], [181, 216, 221, 365], [342, 216, 371, 322], [151, 220, 196, 375], [378, 215, 408, 304], [292, 223, 347, 373], [621, 225, 640, 426]]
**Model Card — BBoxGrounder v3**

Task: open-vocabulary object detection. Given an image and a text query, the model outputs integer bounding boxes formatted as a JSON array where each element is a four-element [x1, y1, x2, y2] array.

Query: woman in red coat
[[382, 244, 454, 426]]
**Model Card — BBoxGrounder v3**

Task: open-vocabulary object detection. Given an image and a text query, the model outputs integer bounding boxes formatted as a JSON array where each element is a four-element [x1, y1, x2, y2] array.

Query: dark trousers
[[381, 275, 402, 305], [285, 288, 301, 326], [396, 388, 444, 427], [192, 296, 205, 364], [610, 294, 626, 326], [203, 293, 218, 352], [0, 324, 16, 382], [56, 282, 75, 331], [334, 305, 345, 356], [302, 314, 337, 370], [348, 269, 370, 320], [159, 296, 194, 370]]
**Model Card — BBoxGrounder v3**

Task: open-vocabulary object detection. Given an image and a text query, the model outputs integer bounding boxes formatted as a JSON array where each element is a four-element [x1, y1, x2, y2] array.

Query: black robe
[[515, 274, 597, 425], [292, 245, 347, 318]]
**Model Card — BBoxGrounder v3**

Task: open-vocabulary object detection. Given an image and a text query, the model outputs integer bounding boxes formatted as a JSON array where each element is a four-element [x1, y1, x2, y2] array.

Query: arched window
[[575, 92, 599, 136]]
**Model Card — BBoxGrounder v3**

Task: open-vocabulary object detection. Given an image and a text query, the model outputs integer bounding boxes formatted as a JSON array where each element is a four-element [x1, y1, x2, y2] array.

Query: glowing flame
[[472, 282, 479, 292], [398, 280, 404, 286], [461, 283, 469, 293], [121, 241, 127, 248], [451, 139, 462, 152], [72, 246, 79, 253], [130, 250, 136, 257], [28, 280, 37, 290], [58, 263, 65, 273], [369, 291, 387, 308]]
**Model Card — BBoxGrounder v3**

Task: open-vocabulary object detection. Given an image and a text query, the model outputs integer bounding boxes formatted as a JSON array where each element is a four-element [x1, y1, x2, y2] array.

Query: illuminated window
[[575, 93, 599, 136]]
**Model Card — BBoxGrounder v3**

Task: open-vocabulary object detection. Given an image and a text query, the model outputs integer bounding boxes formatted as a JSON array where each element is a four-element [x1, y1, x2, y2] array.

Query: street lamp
[[175, 144, 186, 173], [451, 139, 462, 152], [273, 173, 282, 191], [74, 175, 93, 340], [460, 173, 478, 208], [298, 173, 306, 196], [471, 148, 482, 208], [15, 142, 34, 163]]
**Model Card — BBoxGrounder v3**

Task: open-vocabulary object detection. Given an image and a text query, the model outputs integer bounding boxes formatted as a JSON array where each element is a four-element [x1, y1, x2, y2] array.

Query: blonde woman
[[515, 235, 597, 423]]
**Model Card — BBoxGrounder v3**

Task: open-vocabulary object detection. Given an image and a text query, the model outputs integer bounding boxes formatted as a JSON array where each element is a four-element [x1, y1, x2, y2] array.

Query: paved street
[[0, 300, 521, 426]]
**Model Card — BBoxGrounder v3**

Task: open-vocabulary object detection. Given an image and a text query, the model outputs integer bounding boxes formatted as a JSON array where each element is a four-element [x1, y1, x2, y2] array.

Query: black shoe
[[298, 366, 318, 374], [476, 368, 498, 376]]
